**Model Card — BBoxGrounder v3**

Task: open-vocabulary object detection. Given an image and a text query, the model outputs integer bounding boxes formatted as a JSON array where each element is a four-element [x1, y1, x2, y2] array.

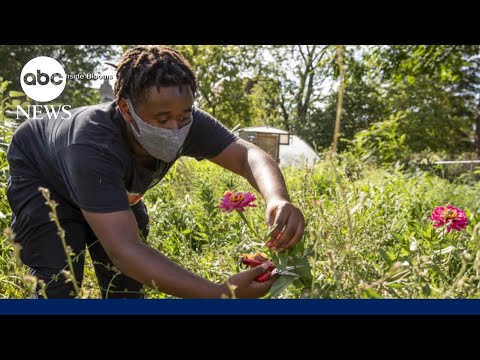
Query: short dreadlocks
[[113, 45, 197, 106]]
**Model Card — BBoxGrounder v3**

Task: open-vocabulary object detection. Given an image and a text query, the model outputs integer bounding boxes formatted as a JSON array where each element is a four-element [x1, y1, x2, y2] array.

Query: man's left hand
[[265, 199, 305, 251]]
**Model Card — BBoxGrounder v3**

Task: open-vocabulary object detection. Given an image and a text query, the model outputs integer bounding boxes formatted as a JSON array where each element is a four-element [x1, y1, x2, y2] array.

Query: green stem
[[237, 211, 262, 242], [39, 187, 80, 297]]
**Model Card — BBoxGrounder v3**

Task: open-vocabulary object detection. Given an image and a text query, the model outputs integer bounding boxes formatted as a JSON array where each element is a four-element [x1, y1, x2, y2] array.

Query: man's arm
[[81, 209, 275, 298], [82, 209, 223, 298], [209, 138, 305, 251]]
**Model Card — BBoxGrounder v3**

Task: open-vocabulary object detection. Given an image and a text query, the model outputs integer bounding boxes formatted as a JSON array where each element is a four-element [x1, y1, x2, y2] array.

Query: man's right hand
[[220, 263, 278, 298]]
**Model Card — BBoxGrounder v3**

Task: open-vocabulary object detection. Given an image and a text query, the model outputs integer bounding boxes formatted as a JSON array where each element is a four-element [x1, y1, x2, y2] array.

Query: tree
[[267, 45, 335, 132], [296, 46, 388, 151], [173, 45, 263, 129], [371, 45, 480, 156]]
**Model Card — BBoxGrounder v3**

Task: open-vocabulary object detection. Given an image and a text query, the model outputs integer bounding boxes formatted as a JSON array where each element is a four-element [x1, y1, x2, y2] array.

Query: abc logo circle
[[20, 56, 66, 102]]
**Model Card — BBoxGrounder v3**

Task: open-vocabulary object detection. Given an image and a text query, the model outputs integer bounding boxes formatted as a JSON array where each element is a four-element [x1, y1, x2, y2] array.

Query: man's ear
[[117, 98, 133, 124]]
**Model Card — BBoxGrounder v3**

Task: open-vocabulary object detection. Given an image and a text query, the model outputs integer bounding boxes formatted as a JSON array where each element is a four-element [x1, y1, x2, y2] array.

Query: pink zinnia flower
[[429, 205, 468, 233], [219, 191, 257, 212]]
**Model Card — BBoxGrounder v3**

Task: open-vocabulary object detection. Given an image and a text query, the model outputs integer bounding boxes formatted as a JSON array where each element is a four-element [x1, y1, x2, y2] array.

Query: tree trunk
[[295, 45, 317, 125]]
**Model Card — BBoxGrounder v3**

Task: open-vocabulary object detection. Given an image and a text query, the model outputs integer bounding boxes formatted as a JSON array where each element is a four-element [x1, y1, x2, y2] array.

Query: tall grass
[[139, 157, 479, 298]]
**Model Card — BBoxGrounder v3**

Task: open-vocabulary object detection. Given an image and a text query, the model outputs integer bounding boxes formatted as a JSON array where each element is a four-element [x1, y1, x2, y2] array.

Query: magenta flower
[[429, 205, 469, 233], [219, 191, 257, 212]]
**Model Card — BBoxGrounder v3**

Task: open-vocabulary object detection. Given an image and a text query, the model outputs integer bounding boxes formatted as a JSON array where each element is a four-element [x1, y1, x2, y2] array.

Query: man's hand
[[221, 263, 278, 298], [265, 199, 305, 251]]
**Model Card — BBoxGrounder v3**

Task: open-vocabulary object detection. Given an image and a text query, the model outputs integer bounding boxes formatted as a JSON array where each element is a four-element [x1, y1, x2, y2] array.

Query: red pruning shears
[[240, 253, 303, 282]]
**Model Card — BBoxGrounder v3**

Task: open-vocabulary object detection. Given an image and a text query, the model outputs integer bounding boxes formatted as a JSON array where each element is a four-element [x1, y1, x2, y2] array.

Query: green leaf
[[363, 288, 382, 299], [9, 91, 25, 98], [379, 248, 395, 265], [293, 279, 304, 288], [195, 232, 209, 240], [272, 252, 289, 270], [1, 80, 12, 91], [295, 238, 306, 254], [293, 258, 312, 282], [422, 284, 431, 297], [391, 232, 405, 242], [387, 283, 404, 289], [269, 276, 296, 298]]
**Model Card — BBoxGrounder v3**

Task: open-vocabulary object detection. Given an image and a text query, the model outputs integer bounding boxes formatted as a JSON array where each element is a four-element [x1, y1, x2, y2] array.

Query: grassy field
[[2, 146, 478, 298]]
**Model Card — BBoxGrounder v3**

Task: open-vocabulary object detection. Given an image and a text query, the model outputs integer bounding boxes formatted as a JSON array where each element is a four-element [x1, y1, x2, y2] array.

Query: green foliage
[[0, 78, 30, 298], [171, 45, 263, 129], [386, 76, 475, 154], [269, 240, 313, 298], [248, 74, 286, 128], [347, 113, 409, 165], [368, 45, 479, 155], [0, 77, 26, 144], [296, 74, 388, 151], [141, 156, 479, 299], [0, 78, 28, 229]]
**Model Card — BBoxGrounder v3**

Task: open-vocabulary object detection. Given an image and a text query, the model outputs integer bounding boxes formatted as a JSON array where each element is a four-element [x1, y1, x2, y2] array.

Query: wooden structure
[[238, 126, 290, 163]]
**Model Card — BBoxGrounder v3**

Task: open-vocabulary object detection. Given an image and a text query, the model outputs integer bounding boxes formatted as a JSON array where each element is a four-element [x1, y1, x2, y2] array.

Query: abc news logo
[[23, 70, 64, 86], [18, 56, 71, 120]]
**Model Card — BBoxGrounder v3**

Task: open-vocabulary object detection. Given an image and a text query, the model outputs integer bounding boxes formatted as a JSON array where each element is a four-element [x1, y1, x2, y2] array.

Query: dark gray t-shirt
[[7, 101, 237, 213]]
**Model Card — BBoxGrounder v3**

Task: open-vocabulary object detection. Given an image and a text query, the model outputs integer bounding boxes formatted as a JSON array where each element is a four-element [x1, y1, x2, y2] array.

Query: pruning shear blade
[[271, 265, 303, 277]]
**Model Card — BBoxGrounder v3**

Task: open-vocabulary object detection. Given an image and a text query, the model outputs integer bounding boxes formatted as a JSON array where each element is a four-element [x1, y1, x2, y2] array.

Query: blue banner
[[1, 299, 480, 315]]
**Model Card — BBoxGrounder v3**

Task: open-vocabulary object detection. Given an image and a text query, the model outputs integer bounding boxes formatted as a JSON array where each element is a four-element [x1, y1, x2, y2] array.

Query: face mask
[[124, 99, 193, 162]]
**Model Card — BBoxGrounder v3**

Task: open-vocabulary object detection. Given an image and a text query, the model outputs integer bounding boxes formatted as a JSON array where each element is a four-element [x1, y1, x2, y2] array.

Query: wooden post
[[332, 46, 345, 156], [476, 98, 480, 159]]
